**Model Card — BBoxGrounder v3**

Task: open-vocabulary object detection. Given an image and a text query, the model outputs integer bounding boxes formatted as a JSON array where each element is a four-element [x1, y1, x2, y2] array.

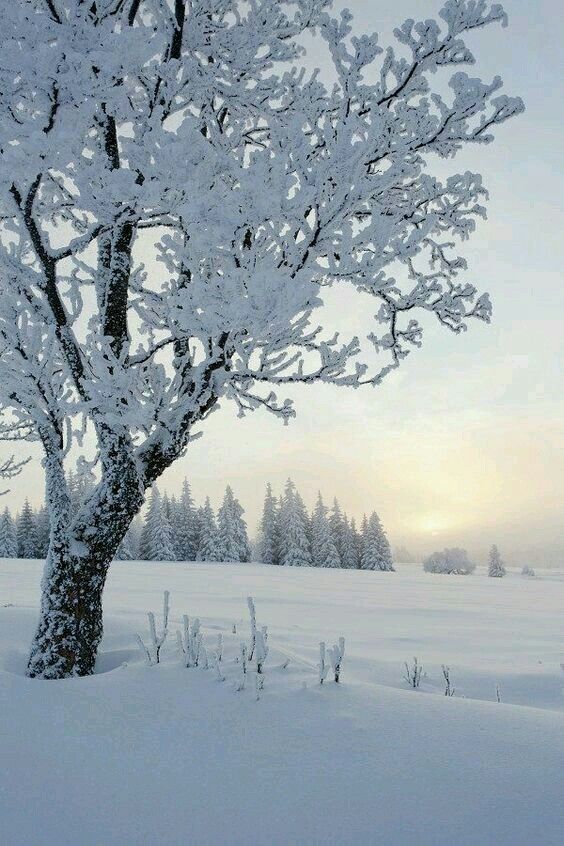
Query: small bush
[[404, 657, 423, 689], [423, 548, 475, 575]]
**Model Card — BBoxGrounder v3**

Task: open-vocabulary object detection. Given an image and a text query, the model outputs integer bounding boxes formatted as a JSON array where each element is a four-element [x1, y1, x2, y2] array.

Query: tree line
[[1, 473, 393, 570], [258, 480, 394, 570]]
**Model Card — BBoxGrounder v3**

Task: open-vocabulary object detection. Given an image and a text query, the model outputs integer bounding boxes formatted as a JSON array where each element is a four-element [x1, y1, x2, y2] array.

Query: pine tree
[[217, 486, 249, 562], [311, 493, 341, 568], [196, 498, 222, 561], [279, 480, 312, 567], [375, 514, 394, 572], [115, 515, 141, 561], [273, 495, 285, 566], [259, 483, 278, 565], [329, 498, 345, 560], [232, 493, 251, 563], [351, 518, 363, 568], [341, 514, 360, 569], [216, 485, 240, 561], [115, 531, 135, 561], [17, 499, 39, 559], [361, 512, 394, 571], [173, 479, 198, 561], [488, 544, 506, 578], [138, 487, 176, 561], [69, 461, 96, 511], [35, 506, 51, 558], [153, 509, 176, 562], [0, 507, 18, 558]]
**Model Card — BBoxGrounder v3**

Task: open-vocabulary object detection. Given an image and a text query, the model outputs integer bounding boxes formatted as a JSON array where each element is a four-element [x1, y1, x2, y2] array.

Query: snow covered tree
[[161, 493, 173, 523], [172, 479, 198, 561], [139, 487, 176, 562], [217, 485, 250, 562], [259, 483, 278, 566], [35, 506, 51, 559], [361, 512, 394, 571], [68, 462, 97, 513], [17, 499, 39, 559], [0, 507, 18, 558], [279, 480, 312, 567], [375, 514, 394, 572], [311, 493, 341, 568], [273, 495, 285, 566], [351, 518, 363, 569], [195, 498, 221, 562], [488, 544, 506, 577], [341, 515, 360, 570], [424, 547, 475, 575], [329, 499, 345, 561], [114, 524, 136, 560], [0, 1, 522, 676]]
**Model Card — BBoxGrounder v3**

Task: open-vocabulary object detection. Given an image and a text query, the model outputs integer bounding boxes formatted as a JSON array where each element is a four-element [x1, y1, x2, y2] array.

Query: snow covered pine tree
[[488, 544, 506, 577], [0, 1, 523, 677]]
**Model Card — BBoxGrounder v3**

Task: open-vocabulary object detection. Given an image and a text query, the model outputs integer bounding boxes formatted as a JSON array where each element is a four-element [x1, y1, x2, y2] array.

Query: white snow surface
[[1, 559, 563, 846]]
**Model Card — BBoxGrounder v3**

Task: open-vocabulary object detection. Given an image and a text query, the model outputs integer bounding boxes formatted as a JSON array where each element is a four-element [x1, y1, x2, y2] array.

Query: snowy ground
[[1, 559, 563, 846]]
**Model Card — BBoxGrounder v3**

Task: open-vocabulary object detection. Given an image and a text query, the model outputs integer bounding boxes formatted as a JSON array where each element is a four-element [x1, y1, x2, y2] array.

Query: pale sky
[[7, 0, 563, 567]]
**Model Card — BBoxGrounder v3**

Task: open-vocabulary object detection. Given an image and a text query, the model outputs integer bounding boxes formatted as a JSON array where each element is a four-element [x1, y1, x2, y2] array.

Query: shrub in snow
[[404, 657, 423, 689], [488, 544, 506, 577], [319, 638, 345, 683], [247, 596, 257, 659], [246, 596, 269, 673], [199, 645, 209, 671], [319, 642, 329, 685], [177, 616, 203, 668], [137, 591, 170, 665], [255, 628, 269, 675], [521, 565, 536, 578], [235, 643, 248, 692], [423, 548, 475, 575], [328, 638, 346, 683], [211, 651, 225, 683], [442, 665, 455, 697]]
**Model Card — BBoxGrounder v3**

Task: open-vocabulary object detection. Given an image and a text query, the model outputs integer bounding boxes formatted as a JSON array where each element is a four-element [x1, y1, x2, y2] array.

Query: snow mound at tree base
[[1, 560, 563, 845]]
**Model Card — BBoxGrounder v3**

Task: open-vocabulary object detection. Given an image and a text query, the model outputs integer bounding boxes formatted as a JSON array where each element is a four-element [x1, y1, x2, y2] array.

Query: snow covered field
[[1, 559, 563, 845]]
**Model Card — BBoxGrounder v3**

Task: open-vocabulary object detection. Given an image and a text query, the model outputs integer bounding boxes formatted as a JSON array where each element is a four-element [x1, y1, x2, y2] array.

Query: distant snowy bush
[[423, 548, 475, 575], [521, 565, 537, 578]]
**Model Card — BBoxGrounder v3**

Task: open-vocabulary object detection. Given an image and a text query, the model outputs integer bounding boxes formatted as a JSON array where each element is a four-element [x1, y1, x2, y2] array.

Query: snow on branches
[[0, 1, 523, 678], [0, 0, 523, 458]]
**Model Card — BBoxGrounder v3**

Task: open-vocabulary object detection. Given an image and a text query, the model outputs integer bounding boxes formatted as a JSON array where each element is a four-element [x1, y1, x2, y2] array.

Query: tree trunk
[[27, 544, 109, 678], [28, 438, 145, 679]]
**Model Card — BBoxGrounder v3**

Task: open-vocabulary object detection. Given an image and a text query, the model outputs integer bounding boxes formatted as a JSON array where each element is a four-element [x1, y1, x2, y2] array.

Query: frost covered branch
[[0, 0, 523, 678]]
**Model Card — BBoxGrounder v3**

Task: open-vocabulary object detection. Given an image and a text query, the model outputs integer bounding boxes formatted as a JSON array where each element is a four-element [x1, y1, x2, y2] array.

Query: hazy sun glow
[[417, 515, 453, 536]]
